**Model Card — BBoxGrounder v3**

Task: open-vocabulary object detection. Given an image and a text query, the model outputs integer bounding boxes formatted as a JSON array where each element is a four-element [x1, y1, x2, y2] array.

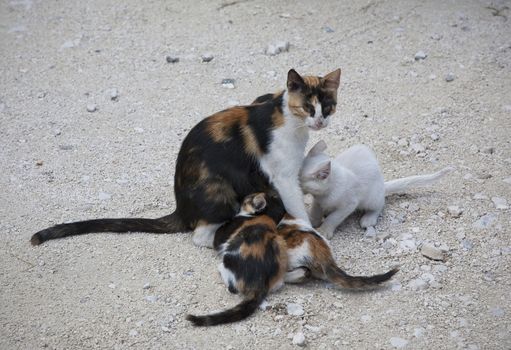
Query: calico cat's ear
[[312, 161, 331, 180], [323, 69, 341, 90], [307, 140, 327, 157], [287, 69, 305, 92], [253, 193, 267, 212]]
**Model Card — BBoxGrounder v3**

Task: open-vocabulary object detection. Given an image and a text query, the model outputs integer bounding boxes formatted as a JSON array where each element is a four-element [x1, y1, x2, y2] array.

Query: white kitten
[[300, 140, 452, 238]]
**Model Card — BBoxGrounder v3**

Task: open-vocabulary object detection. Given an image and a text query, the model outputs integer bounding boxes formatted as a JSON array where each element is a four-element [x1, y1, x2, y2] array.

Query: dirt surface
[[1, 0, 510, 349]]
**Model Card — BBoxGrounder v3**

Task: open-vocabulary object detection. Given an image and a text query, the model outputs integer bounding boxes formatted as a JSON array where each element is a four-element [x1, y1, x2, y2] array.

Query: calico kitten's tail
[[186, 291, 267, 327], [325, 264, 399, 289], [30, 211, 187, 245], [384, 166, 453, 196]]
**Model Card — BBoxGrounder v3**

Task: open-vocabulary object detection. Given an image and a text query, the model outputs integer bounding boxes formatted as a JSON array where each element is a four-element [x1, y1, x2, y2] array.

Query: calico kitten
[[188, 192, 397, 327], [278, 215, 398, 287], [31, 69, 341, 248], [187, 192, 287, 327], [300, 140, 452, 238]]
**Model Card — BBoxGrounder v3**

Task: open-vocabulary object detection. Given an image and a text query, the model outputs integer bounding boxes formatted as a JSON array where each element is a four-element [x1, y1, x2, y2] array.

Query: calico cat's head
[[286, 68, 341, 130], [300, 140, 332, 195]]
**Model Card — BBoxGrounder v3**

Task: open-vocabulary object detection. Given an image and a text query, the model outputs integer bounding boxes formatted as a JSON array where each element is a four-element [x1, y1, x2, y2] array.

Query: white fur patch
[[192, 223, 222, 248], [218, 262, 236, 289], [258, 90, 311, 223], [287, 240, 311, 270]]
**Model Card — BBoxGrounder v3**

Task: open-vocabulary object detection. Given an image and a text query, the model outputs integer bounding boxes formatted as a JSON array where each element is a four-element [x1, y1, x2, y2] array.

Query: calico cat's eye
[[304, 102, 315, 116]]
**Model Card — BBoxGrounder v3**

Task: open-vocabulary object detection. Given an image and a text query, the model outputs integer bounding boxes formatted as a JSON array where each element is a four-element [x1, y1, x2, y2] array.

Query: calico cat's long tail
[[186, 291, 267, 327], [30, 211, 188, 245], [384, 166, 453, 196], [325, 264, 399, 289]]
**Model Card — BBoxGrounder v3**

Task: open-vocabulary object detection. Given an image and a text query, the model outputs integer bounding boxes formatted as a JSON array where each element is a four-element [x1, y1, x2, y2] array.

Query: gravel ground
[[1, 0, 510, 349]]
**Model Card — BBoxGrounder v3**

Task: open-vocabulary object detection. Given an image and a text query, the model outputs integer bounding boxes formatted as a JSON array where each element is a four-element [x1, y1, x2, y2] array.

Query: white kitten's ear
[[323, 68, 341, 90], [287, 69, 305, 92], [312, 161, 331, 180], [307, 140, 328, 157]]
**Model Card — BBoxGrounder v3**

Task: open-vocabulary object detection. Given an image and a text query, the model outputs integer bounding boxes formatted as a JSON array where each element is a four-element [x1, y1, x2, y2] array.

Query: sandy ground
[[1, 0, 510, 349]]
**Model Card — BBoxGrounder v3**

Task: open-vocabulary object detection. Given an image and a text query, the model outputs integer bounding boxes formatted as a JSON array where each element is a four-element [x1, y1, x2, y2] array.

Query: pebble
[[502, 177, 511, 185], [279, 13, 291, 18], [411, 143, 425, 153], [365, 226, 376, 237], [400, 239, 417, 250], [129, 329, 138, 337], [221, 79, 235, 89], [472, 213, 496, 229], [265, 41, 290, 56], [201, 53, 214, 62], [323, 26, 335, 33], [109, 88, 119, 101], [108, 283, 116, 289], [461, 239, 474, 250], [292, 332, 306, 346], [490, 307, 504, 317], [287, 303, 304, 316], [491, 197, 508, 210], [166, 55, 179, 63], [445, 72, 455, 82], [408, 277, 428, 291], [390, 337, 408, 348], [142, 283, 151, 290], [480, 146, 494, 154], [430, 133, 439, 141], [98, 192, 111, 201], [414, 51, 427, 60], [473, 192, 488, 200], [161, 326, 171, 332], [360, 315, 372, 323], [421, 243, 445, 261], [145, 295, 158, 303], [86, 103, 97, 112], [447, 205, 463, 218]]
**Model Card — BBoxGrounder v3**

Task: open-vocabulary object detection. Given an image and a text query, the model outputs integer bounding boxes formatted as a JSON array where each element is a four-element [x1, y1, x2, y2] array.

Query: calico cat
[[31, 68, 341, 248], [300, 140, 452, 238], [187, 192, 287, 326], [187, 192, 398, 327]]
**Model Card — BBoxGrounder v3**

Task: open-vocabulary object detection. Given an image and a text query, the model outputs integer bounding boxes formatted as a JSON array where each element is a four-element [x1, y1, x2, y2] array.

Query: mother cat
[[31, 68, 341, 248]]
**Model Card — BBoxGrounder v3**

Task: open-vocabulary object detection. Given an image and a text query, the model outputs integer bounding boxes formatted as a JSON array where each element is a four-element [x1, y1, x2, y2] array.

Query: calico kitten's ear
[[287, 69, 305, 92], [323, 68, 341, 90], [307, 140, 328, 157], [253, 193, 267, 212], [312, 161, 331, 180]]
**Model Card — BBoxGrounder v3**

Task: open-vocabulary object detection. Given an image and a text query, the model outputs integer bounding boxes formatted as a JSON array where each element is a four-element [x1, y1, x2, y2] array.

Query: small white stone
[[86, 103, 97, 112], [473, 214, 497, 229], [145, 295, 158, 303], [491, 197, 508, 210], [129, 329, 138, 337], [265, 41, 290, 56], [447, 205, 462, 218], [365, 226, 377, 237], [473, 192, 488, 200], [390, 337, 408, 348], [502, 177, 511, 185], [408, 278, 428, 291], [109, 88, 119, 100], [360, 315, 372, 323], [108, 283, 116, 289], [400, 239, 416, 250], [292, 332, 306, 346], [201, 53, 214, 62], [430, 133, 439, 141], [414, 51, 427, 60], [421, 243, 445, 261], [221, 79, 235, 89], [287, 303, 304, 316], [142, 283, 151, 290], [98, 192, 111, 200], [411, 143, 425, 153], [445, 72, 455, 82], [134, 127, 144, 133], [161, 326, 170, 332]]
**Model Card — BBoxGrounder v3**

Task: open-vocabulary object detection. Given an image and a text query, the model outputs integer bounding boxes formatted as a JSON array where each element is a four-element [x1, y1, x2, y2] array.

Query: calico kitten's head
[[239, 193, 267, 216], [286, 68, 341, 130], [300, 140, 332, 195]]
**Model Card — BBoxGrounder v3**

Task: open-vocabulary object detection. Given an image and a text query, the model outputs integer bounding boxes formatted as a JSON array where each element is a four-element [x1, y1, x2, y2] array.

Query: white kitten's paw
[[318, 225, 335, 239]]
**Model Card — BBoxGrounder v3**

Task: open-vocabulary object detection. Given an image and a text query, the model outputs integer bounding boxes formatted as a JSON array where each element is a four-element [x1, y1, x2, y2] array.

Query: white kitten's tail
[[384, 167, 453, 196]]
